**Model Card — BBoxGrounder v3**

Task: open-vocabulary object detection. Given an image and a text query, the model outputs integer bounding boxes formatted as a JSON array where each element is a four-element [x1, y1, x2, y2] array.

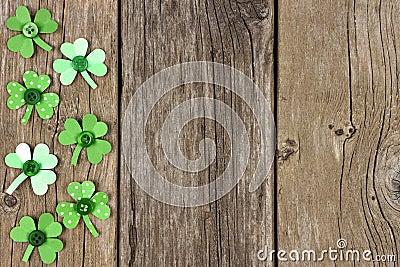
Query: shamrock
[[58, 114, 111, 165], [5, 143, 58, 196], [6, 70, 60, 125], [56, 181, 110, 237], [10, 213, 63, 264], [53, 38, 107, 89], [6, 6, 58, 58]]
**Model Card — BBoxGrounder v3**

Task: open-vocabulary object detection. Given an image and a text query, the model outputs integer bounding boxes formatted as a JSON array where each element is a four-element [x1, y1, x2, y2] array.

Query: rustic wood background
[[1, 0, 399, 266]]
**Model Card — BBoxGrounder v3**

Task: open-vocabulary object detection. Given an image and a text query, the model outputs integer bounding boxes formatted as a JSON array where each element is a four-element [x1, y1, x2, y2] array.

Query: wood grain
[[120, 0, 274, 266], [0, 1, 118, 266], [278, 0, 399, 265]]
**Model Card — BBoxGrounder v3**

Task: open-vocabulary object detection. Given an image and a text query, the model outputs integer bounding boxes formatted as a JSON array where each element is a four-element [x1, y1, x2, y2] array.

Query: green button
[[72, 56, 88, 72], [76, 198, 93, 215], [24, 89, 41, 105], [28, 230, 46, 247], [78, 131, 95, 148], [23, 160, 40, 177], [22, 22, 39, 38]]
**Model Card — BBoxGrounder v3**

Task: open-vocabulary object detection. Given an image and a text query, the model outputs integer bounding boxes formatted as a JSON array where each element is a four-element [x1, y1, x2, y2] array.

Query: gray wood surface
[[120, 0, 274, 266], [278, 0, 399, 266]]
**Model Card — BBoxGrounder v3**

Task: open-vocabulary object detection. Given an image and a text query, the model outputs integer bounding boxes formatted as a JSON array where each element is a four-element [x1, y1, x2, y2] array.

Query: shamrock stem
[[33, 36, 52, 51], [5, 173, 28, 195], [22, 244, 35, 262], [83, 215, 99, 237], [21, 105, 34, 125], [81, 71, 97, 89], [71, 145, 83, 166]]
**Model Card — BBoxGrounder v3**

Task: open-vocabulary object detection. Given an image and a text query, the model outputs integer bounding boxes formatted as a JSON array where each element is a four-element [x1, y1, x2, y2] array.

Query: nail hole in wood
[[335, 129, 344, 136]]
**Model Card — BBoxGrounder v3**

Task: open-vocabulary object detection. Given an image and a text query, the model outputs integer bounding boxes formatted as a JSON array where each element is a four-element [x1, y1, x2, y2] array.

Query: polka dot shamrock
[[56, 181, 110, 238], [58, 114, 112, 165], [53, 38, 107, 89], [5, 143, 58, 196], [6, 6, 58, 58], [10, 213, 64, 264], [6, 70, 60, 125]]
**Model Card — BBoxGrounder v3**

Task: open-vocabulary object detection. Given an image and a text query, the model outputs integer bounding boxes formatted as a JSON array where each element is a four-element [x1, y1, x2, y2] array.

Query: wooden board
[[119, 0, 274, 266], [278, 0, 399, 265], [0, 1, 118, 266]]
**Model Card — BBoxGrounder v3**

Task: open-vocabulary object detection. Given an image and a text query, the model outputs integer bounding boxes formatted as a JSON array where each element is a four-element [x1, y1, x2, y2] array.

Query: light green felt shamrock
[[6, 70, 60, 125], [6, 6, 58, 58], [53, 38, 107, 89], [56, 181, 110, 238], [5, 143, 58, 196], [58, 114, 111, 165], [10, 213, 63, 264]]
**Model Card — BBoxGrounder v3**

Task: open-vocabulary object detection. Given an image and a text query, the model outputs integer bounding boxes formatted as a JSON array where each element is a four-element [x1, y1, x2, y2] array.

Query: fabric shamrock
[[6, 6, 58, 58], [58, 114, 111, 165], [56, 181, 110, 238], [6, 70, 60, 125], [53, 38, 107, 89], [5, 143, 58, 196], [10, 213, 63, 264]]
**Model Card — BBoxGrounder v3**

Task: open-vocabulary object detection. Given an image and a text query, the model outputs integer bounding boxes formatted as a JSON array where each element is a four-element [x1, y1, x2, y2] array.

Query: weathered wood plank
[[0, 1, 118, 266], [278, 0, 399, 265], [120, 0, 274, 266]]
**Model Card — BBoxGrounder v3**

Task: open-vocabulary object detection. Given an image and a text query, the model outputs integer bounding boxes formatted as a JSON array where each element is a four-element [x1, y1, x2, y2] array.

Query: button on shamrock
[[6, 6, 58, 58], [58, 114, 112, 165], [6, 70, 60, 125], [5, 143, 58, 196], [56, 181, 110, 237], [53, 38, 107, 89], [10, 213, 64, 264]]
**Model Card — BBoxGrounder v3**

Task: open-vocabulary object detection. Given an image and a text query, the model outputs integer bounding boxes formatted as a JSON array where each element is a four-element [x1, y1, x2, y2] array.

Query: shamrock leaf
[[58, 114, 112, 165], [56, 181, 111, 237], [34, 9, 58, 33], [5, 143, 58, 196], [6, 6, 58, 58], [6, 70, 59, 124], [53, 38, 108, 89], [91, 192, 110, 220], [10, 216, 36, 242], [56, 202, 80, 229], [10, 213, 63, 264]]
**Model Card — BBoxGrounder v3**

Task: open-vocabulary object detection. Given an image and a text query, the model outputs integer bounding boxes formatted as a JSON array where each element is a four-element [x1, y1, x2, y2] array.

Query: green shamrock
[[56, 181, 110, 238], [53, 38, 107, 89], [6, 6, 58, 58], [58, 114, 111, 165], [6, 70, 60, 125], [5, 143, 58, 196], [10, 213, 63, 264]]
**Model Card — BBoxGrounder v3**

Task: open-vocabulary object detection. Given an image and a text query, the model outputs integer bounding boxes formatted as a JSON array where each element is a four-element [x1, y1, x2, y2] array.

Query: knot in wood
[[4, 194, 17, 207]]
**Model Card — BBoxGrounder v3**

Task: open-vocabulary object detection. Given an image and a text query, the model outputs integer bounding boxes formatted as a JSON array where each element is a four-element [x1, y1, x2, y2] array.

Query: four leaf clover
[[10, 213, 64, 264], [5, 143, 58, 196], [58, 114, 112, 165], [53, 38, 107, 89], [6, 70, 60, 125], [6, 6, 58, 58], [56, 181, 110, 237]]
